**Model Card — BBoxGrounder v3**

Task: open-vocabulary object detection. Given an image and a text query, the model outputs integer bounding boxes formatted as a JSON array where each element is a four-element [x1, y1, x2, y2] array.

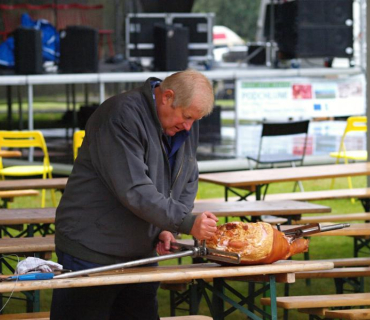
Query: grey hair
[[159, 69, 214, 117]]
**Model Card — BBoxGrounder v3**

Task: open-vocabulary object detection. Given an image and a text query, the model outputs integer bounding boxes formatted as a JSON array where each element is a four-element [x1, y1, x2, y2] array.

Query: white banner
[[236, 74, 366, 120]]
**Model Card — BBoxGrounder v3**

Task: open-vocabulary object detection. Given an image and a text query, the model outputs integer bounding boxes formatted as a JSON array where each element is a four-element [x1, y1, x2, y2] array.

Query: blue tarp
[[0, 13, 60, 67]]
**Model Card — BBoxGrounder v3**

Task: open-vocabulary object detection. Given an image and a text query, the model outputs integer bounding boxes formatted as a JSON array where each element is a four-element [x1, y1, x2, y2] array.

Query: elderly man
[[50, 69, 218, 320]]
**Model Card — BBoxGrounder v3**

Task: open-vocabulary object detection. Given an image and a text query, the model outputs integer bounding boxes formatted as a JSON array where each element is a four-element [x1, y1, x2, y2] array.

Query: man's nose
[[183, 119, 194, 131]]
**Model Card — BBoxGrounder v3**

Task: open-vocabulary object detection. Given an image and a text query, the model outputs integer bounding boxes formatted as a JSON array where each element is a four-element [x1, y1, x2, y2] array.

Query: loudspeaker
[[247, 43, 267, 65], [154, 24, 189, 71], [14, 27, 43, 74], [59, 26, 98, 73], [140, 0, 195, 13], [199, 105, 221, 145], [273, 0, 353, 58]]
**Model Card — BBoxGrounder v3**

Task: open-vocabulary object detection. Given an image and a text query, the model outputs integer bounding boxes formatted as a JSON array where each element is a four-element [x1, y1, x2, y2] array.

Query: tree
[[192, 0, 261, 42]]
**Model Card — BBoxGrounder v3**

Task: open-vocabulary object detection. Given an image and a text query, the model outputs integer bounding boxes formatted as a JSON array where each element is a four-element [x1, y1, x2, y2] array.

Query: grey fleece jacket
[[55, 77, 198, 264]]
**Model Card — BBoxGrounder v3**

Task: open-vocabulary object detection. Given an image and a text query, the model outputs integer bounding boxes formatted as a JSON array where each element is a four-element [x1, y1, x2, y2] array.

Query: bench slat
[[161, 317, 213, 320], [293, 213, 370, 224], [261, 293, 370, 309], [0, 190, 39, 198], [0, 236, 55, 254], [319, 257, 370, 267], [258, 188, 370, 202], [0, 312, 49, 319], [295, 267, 370, 279], [323, 308, 370, 320]]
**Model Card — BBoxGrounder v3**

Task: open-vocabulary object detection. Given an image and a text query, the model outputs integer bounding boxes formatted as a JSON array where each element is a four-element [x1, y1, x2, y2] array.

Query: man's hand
[[190, 211, 218, 240], [156, 231, 176, 255]]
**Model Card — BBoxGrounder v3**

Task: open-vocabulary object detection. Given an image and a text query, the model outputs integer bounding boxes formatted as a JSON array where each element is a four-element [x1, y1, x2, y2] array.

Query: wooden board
[[0, 236, 55, 254], [0, 208, 55, 225], [0, 260, 333, 293], [0, 178, 68, 191], [261, 292, 370, 309], [199, 162, 370, 188], [324, 309, 370, 320], [0, 151, 22, 158], [192, 200, 331, 217]]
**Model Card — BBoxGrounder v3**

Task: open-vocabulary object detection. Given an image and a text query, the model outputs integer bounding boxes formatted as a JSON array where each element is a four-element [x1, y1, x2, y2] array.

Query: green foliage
[[193, 0, 261, 41]]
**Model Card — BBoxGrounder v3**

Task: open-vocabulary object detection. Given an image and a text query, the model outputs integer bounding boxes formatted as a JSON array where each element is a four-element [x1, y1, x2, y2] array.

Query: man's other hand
[[156, 231, 176, 255], [190, 211, 218, 240]]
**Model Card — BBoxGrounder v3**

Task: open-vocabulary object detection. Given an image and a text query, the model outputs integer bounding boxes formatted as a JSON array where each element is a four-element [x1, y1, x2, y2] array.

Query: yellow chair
[[0, 130, 56, 208], [73, 130, 85, 160], [330, 116, 367, 190]]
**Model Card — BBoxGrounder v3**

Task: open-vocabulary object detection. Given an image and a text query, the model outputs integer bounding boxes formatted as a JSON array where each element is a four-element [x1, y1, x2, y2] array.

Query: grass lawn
[[0, 175, 369, 319]]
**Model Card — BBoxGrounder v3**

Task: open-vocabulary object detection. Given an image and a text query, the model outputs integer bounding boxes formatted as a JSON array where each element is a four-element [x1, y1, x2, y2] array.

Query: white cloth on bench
[[15, 257, 62, 274]]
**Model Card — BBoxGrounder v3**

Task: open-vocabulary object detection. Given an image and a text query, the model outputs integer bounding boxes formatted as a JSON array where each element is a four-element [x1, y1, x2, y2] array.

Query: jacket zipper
[[159, 135, 172, 197], [171, 153, 185, 190]]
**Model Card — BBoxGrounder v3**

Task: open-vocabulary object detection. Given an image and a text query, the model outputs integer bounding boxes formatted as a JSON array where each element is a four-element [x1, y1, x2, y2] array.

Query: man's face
[[157, 91, 203, 136]]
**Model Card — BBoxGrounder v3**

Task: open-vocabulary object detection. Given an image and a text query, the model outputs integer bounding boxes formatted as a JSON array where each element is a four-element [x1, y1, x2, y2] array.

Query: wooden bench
[[0, 190, 39, 207], [161, 317, 212, 320], [253, 187, 370, 203], [0, 312, 50, 319], [300, 308, 370, 319], [262, 212, 370, 225], [0, 314, 212, 320], [260, 292, 370, 312], [320, 257, 370, 267], [0, 235, 55, 260], [197, 188, 370, 204]]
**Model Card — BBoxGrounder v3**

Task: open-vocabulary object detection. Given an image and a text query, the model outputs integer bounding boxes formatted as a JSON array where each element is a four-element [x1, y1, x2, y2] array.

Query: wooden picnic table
[[0, 201, 330, 231], [0, 260, 333, 319], [199, 162, 370, 200], [193, 200, 330, 217], [0, 178, 68, 191]]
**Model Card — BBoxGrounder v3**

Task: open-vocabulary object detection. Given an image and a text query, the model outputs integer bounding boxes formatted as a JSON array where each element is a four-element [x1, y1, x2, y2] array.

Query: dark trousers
[[50, 249, 160, 320]]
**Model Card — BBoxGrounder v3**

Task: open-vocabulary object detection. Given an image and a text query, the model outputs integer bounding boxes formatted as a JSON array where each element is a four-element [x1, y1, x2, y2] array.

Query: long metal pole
[[54, 250, 194, 279]]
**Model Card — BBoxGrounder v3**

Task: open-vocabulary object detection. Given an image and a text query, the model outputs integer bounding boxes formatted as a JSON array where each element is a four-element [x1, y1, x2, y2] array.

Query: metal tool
[[54, 240, 241, 280], [281, 223, 351, 239]]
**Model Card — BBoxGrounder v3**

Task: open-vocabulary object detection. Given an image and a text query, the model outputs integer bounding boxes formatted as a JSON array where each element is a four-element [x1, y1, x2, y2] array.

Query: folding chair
[[330, 116, 367, 189], [73, 130, 85, 160], [246, 119, 310, 193], [0, 131, 56, 208]]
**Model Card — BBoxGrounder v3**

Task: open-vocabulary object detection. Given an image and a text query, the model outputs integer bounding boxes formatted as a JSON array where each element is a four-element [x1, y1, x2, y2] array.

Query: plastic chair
[[330, 116, 367, 190], [73, 130, 85, 160], [0, 131, 56, 208]]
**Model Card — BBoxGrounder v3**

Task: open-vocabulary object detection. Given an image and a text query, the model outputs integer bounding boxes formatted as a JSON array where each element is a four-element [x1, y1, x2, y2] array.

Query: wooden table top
[[0, 178, 68, 191], [199, 162, 370, 188], [0, 208, 55, 225], [280, 223, 370, 237], [0, 150, 22, 158], [0, 201, 330, 226], [0, 260, 333, 293], [193, 200, 331, 217]]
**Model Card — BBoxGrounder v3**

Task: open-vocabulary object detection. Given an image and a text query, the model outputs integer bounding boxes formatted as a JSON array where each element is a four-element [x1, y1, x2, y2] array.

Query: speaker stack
[[274, 0, 353, 59], [59, 26, 99, 73], [154, 24, 189, 71], [14, 27, 43, 74]]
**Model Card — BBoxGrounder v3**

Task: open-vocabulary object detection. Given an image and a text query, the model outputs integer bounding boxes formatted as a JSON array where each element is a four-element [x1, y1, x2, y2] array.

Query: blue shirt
[[151, 81, 189, 171]]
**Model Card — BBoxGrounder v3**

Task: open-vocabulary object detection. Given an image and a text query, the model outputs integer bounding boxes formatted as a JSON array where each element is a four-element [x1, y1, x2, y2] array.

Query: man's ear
[[163, 89, 174, 104]]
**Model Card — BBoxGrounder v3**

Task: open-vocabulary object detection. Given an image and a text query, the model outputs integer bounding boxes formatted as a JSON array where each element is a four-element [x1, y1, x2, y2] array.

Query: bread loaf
[[206, 221, 309, 265]]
